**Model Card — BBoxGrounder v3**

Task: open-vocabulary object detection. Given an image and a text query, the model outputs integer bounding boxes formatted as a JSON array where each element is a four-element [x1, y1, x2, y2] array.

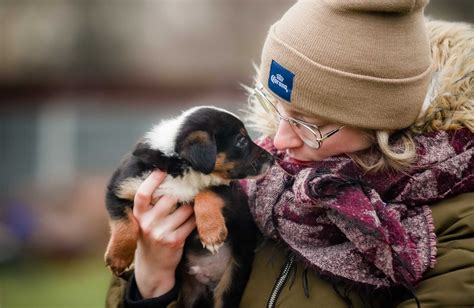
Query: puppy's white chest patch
[[155, 170, 227, 201], [116, 170, 228, 202]]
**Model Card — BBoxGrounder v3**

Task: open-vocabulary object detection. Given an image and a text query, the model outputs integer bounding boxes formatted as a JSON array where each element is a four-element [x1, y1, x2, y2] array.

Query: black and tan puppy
[[104, 106, 273, 307]]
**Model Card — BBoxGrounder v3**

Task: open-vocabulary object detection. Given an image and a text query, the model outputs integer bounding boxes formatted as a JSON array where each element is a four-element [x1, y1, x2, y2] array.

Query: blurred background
[[0, 1, 472, 307]]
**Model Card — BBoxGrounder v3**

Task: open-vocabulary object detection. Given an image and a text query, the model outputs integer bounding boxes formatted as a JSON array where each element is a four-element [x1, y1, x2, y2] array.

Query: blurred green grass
[[0, 257, 111, 308]]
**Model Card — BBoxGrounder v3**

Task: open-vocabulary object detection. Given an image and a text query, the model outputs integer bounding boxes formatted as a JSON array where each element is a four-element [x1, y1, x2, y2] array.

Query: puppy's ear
[[132, 142, 162, 166], [178, 131, 216, 174]]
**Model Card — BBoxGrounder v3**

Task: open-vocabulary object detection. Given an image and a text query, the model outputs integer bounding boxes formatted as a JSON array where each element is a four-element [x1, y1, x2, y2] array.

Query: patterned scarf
[[244, 128, 473, 288]]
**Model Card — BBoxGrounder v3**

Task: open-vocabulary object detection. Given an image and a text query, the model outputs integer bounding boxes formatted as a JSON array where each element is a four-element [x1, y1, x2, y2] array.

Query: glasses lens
[[254, 86, 340, 149], [291, 122, 322, 149]]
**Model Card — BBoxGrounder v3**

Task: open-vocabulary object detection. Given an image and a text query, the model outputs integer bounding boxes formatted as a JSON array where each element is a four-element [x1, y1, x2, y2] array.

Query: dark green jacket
[[106, 192, 474, 307]]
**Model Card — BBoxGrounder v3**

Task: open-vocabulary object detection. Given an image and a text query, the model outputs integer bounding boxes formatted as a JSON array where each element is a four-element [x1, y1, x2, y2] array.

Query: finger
[[133, 170, 167, 217], [137, 195, 181, 233], [148, 215, 196, 249], [149, 194, 180, 219], [173, 215, 196, 244], [164, 204, 194, 231]]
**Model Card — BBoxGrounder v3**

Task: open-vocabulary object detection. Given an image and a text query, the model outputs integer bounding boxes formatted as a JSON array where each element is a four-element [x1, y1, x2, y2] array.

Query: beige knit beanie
[[258, 0, 433, 130]]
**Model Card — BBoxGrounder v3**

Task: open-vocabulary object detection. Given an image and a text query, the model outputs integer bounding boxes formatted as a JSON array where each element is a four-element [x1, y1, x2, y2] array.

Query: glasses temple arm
[[318, 125, 345, 141]]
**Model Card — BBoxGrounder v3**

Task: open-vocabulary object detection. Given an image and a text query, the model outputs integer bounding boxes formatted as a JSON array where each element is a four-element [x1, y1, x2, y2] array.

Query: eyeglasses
[[251, 84, 344, 149]]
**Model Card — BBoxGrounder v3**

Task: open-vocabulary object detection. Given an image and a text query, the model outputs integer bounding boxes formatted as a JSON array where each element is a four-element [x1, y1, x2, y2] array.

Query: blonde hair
[[351, 20, 473, 173], [348, 130, 417, 173]]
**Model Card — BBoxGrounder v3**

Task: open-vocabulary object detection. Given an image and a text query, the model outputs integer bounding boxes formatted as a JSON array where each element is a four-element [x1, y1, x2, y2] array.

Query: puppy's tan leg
[[104, 207, 139, 276], [179, 272, 207, 308], [214, 257, 236, 308], [194, 190, 227, 253]]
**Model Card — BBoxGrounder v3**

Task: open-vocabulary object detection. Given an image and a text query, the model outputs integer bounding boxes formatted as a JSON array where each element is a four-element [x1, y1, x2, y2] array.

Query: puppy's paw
[[105, 252, 133, 276], [104, 211, 139, 276], [194, 190, 228, 254], [199, 224, 228, 254]]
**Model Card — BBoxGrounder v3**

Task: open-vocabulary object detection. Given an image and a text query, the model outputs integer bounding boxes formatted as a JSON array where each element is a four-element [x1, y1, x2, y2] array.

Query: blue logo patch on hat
[[268, 60, 294, 103]]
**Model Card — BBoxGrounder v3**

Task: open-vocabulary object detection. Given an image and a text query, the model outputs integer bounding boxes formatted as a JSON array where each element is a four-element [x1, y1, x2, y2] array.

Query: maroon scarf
[[244, 128, 473, 288]]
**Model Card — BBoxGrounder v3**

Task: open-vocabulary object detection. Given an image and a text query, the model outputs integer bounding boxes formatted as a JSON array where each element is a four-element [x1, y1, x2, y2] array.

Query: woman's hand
[[132, 170, 196, 298]]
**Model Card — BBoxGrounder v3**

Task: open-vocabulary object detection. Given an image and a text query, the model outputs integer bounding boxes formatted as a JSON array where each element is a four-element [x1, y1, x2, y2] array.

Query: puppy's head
[[134, 106, 273, 179], [175, 107, 273, 179]]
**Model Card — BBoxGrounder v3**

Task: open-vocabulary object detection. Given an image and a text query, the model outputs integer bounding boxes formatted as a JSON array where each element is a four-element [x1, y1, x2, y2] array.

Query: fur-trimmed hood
[[244, 20, 474, 137]]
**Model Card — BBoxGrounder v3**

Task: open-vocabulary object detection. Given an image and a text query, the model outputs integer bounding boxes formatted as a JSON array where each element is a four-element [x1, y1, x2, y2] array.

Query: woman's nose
[[273, 120, 304, 151]]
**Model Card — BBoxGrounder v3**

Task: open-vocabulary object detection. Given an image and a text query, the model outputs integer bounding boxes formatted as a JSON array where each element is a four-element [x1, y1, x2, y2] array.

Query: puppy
[[104, 106, 273, 307]]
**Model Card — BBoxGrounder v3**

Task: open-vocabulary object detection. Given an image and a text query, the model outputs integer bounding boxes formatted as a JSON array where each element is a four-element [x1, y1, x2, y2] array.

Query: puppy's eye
[[236, 137, 248, 148]]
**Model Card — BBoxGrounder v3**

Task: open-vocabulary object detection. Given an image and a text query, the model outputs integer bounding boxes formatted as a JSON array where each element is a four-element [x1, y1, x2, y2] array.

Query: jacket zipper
[[267, 254, 295, 308]]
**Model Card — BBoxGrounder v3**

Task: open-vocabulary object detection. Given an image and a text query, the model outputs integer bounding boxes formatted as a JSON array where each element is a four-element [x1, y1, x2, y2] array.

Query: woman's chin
[[285, 150, 329, 163], [284, 155, 313, 164]]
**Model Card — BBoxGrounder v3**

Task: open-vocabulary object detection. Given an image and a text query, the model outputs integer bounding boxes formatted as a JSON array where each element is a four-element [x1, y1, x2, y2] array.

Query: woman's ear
[[178, 131, 217, 174]]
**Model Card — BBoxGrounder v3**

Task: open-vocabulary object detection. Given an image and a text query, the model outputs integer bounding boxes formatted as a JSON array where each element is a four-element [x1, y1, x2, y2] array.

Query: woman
[[106, 1, 473, 307]]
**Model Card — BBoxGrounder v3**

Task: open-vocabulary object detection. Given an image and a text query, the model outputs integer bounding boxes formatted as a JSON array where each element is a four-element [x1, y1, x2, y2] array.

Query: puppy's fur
[[104, 106, 273, 308]]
